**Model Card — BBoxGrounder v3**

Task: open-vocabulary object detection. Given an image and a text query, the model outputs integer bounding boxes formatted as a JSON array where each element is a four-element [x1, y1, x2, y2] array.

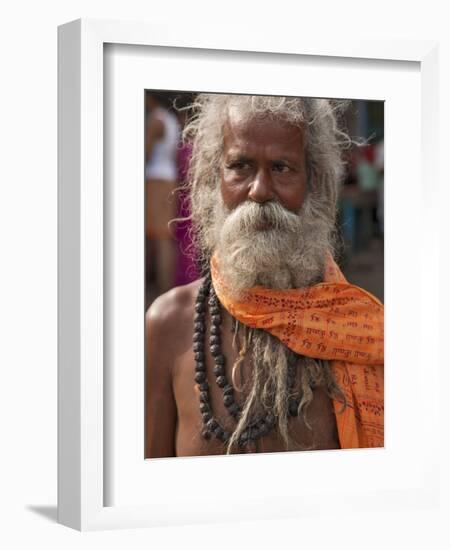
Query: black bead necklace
[[194, 274, 302, 450]]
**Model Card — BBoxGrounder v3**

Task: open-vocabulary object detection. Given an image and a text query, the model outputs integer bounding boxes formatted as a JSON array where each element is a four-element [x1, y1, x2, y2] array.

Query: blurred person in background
[[339, 143, 381, 253], [374, 138, 384, 236], [145, 92, 180, 296]]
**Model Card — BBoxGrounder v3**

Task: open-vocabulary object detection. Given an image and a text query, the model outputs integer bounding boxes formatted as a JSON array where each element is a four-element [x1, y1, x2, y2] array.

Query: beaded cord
[[194, 274, 303, 450]]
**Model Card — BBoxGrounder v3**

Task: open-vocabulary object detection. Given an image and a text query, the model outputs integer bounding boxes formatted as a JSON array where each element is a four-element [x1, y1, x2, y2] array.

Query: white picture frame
[[58, 18, 440, 531]]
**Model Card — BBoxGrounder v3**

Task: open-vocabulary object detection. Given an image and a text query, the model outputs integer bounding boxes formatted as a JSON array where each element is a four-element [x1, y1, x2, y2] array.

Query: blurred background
[[145, 91, 384, 309]]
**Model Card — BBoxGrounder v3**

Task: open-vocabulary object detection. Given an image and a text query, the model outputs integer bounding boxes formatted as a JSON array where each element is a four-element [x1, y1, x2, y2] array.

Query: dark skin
[[145, 116, 340, 458], [220, 113, 308, 212]]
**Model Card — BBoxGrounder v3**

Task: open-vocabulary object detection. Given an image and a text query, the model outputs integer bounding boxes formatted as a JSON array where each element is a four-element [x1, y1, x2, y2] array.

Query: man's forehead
[[222, 108, 305, 154]]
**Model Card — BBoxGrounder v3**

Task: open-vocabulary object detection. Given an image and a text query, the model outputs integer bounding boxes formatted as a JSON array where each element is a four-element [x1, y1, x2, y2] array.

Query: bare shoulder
[[145, 281, 204, 458], [145, 278, 203, 340]]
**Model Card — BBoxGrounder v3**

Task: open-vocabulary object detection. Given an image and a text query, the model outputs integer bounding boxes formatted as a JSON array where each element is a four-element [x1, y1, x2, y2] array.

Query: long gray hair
[[181, 94, 350, 452], [182, 94, 349, 272]]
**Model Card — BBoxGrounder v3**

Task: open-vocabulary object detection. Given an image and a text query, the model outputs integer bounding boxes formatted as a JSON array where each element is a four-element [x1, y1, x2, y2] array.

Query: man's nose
[[248, 168, 275, 203]]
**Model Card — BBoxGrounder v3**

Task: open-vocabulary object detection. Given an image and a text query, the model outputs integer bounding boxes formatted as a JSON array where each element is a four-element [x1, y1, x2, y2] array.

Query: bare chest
[[171, 306, 340, 457]]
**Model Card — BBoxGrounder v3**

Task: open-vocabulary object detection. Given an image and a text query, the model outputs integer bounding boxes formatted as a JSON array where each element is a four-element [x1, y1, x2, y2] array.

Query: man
[[145, 94, 384, 458]]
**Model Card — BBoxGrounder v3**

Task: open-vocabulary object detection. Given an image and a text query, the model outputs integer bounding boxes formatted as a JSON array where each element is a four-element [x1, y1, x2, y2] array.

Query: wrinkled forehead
[[222, 104, 306, 151]]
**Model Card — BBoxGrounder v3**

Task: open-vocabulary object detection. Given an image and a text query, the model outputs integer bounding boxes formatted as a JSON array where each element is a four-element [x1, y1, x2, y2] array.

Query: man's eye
[[272, 162, 289, 173], [227, 161, 249, 171]]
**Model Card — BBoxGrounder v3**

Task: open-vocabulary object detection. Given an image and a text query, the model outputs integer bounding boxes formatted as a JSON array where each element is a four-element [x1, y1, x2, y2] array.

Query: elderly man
[[145, 94, 384, 458]]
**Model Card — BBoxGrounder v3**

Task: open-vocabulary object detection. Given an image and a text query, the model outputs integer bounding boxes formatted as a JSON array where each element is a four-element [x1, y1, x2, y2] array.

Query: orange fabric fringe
[[210, 255, 384, 449]]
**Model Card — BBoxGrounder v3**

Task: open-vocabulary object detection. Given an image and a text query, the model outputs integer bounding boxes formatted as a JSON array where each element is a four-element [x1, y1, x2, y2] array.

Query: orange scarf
[[210, 255, 384, 449]]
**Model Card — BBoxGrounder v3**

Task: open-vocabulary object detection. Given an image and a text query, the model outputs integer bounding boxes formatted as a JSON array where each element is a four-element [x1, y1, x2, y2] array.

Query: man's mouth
[[253, 219, 272, 231], [251, 211, 276, 231]]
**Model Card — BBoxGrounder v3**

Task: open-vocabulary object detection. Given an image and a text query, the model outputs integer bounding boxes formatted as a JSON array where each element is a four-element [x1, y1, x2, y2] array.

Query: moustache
[[223, 201, 300, 233]]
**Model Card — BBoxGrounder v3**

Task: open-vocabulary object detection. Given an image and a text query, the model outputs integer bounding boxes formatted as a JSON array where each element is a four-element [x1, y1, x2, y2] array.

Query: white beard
[[213, 197, 332, 298]]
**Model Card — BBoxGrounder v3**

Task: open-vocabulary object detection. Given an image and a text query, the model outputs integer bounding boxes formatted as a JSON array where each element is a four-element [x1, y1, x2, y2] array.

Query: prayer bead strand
[[194, 275, 303, 450]]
